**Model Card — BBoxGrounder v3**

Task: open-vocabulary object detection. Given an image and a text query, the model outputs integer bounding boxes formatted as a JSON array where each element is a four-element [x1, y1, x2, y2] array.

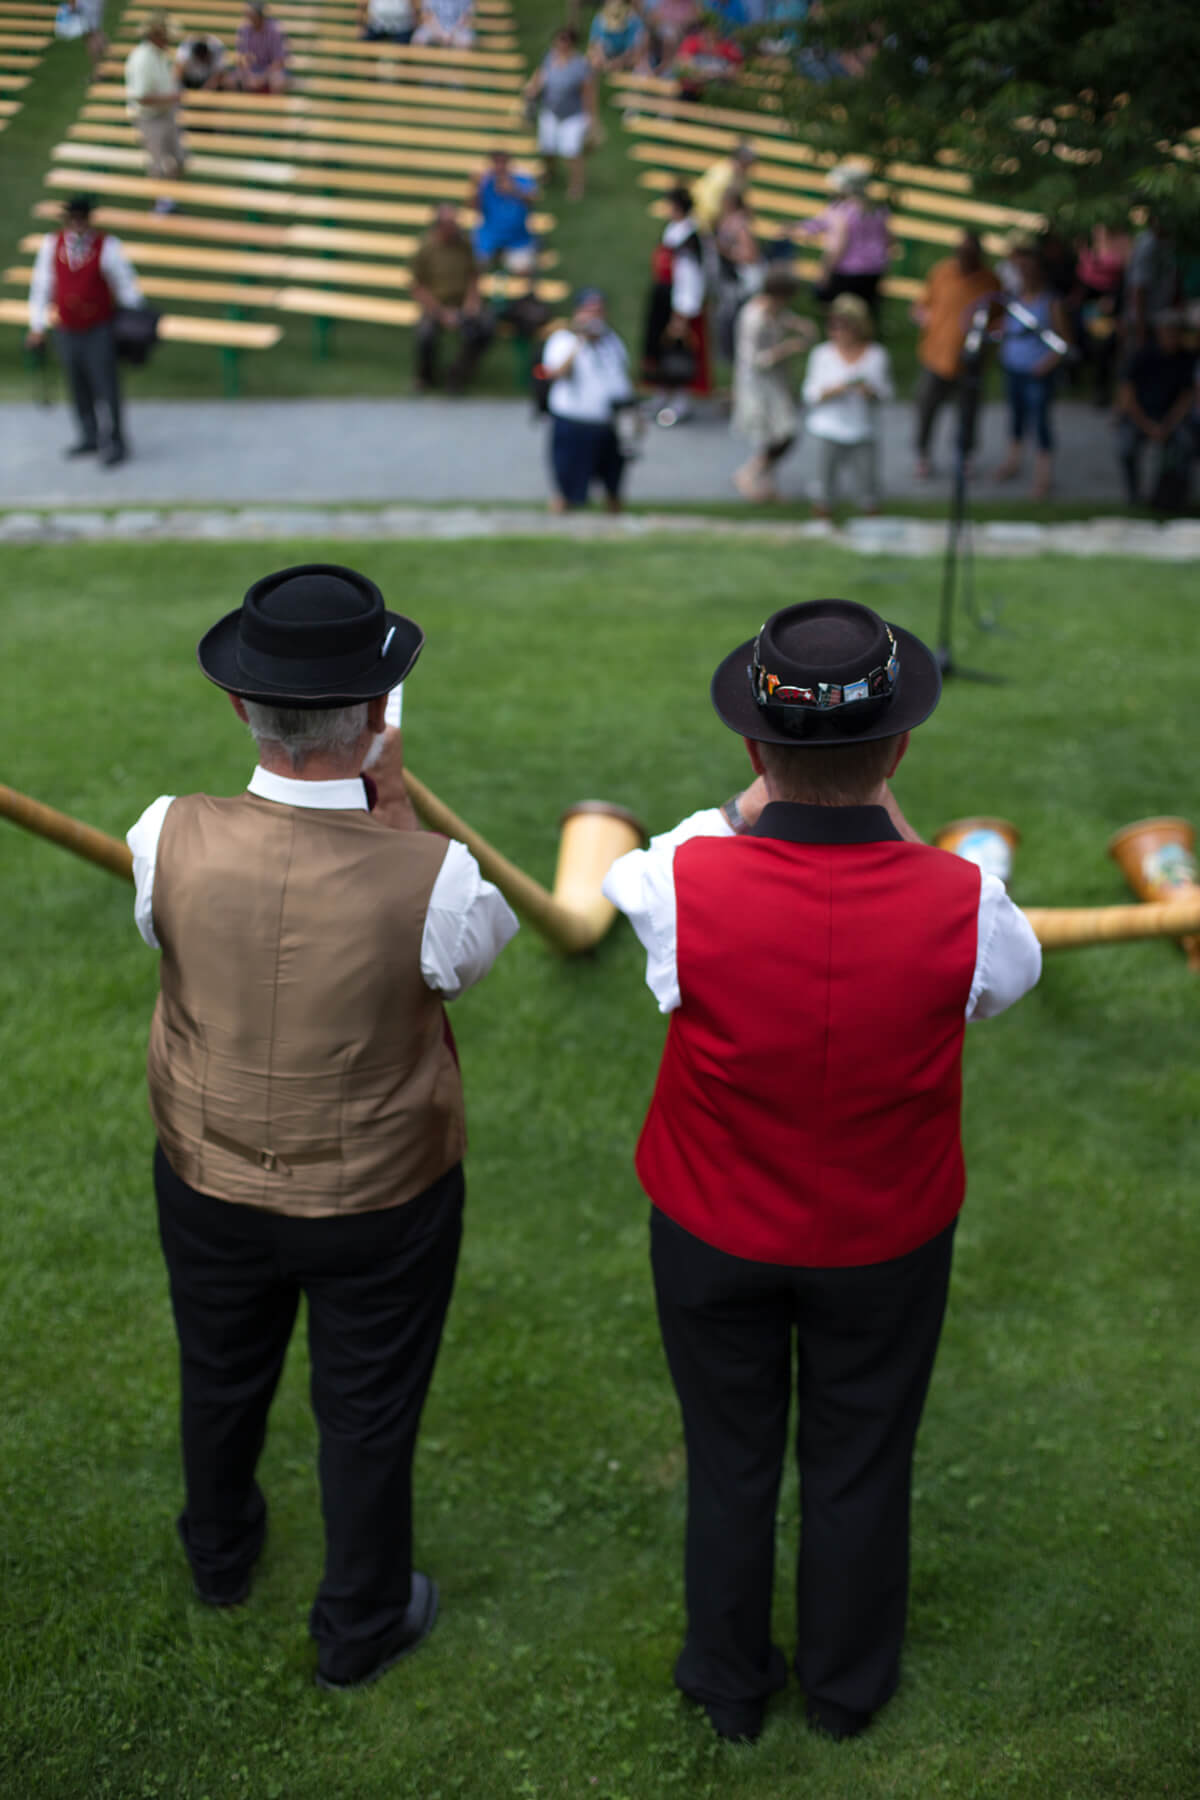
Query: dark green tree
[[761, 0, 1200, 235]]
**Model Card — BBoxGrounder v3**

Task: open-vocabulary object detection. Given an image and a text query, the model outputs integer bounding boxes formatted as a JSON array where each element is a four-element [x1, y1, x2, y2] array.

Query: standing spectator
[[25, 194, 143, 467], [910, 231, 997, 478], [59, 0, 107, 73], [541, 289, 635, 512], [673, 20, 743, 100], [731, 269, 815, 500], [1114, 310, 1197, 510], [472, 150, 538, 275], [802, 292, 893, 518], [692, 141, 757, 235], [413, 0, 475, 47], [588, 0, 645, 70], [525, 29, 595, 205], [993, 242, 1070, 500], [1073, 224, 1130, 407], [714, 191, 765, 360], [124, 14, 186, 213], [797, 164, 892, 326], [410, 204, 490, 393], [1123, 217, 1179, 352], [175, 33, 226, 89], [643, 185, 709, 427], [234, 1, 289, 93], [359, 0, 415, 42]]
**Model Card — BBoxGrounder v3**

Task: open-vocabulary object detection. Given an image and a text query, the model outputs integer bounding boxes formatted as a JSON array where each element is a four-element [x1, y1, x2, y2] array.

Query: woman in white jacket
[[802, 291, 893, 517]]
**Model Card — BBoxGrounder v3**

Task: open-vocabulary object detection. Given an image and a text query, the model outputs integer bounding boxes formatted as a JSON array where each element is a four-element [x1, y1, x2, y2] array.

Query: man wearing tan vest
[[127, 564, 518, 1689]]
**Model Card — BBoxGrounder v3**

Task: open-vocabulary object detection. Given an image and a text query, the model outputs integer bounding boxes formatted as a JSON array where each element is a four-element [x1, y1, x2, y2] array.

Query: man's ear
[[886, 730, 911, 779], [366, 693, 388, 734], [230, 694, 249, 723], [745, 738, 766, 777]]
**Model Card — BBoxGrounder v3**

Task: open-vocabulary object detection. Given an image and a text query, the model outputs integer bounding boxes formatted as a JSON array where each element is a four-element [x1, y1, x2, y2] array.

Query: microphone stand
[[935, 295, 1072, 682]]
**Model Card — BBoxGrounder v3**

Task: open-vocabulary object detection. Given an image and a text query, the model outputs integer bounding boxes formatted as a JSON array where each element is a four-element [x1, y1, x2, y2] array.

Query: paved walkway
[[0, 393, 1129, 509]]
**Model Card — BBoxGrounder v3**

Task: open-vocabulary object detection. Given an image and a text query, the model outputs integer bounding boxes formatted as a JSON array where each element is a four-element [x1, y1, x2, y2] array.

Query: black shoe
[[194, 1568, 253, 1608], [806, 1696, 873, 1741], [314, 1573, 439, 1691], [64, 440, 99, 457], [101, 442, 127, 467], [684, 1691, 764, 1744]]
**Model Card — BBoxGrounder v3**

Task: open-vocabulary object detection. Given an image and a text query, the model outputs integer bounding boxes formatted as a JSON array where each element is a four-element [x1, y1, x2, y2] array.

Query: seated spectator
[[359, 0, 415, 41], [692, 141, 756, 234], [234, 1, 289, 92], [673, 22, 743, 100], [1115, 309, 1197, 510], [641, 0, 700, 67], [175, 33, 226, 88], [411, 203, 492, 393], [802, 291, 893, 518], [413, 0, 475, 48], [473, 150, 538, 274], [588, 0, 645, 71]]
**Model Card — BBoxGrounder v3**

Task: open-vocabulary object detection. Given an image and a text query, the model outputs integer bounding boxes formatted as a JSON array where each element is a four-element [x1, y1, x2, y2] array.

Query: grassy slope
[[1, 537, 1198, 1800], [0, 0, 936, 400]]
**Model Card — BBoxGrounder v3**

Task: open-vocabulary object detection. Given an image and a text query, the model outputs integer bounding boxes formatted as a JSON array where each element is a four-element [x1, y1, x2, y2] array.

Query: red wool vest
[[54, 231, 114, 332], [635, 807, 982, 1268]]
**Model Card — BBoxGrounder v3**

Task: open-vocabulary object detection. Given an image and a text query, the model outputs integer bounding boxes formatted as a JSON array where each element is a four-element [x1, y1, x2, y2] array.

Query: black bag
[[656, 341, 697, 387], [531, 362, 554, 416], [112, 305, 162, 366]]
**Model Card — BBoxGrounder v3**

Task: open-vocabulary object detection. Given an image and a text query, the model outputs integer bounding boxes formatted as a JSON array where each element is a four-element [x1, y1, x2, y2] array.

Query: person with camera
[[541, 289, 635, 512], [26, 193, 143, 468]]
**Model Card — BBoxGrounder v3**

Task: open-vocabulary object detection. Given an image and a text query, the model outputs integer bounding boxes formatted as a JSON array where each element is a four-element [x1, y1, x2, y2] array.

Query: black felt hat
[[197, 563, 423, 708], [711, 599, 941, 746]]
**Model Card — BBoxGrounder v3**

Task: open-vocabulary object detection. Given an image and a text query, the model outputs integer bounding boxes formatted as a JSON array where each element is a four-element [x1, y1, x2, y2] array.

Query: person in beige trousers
[[124, 13, 186, 209]]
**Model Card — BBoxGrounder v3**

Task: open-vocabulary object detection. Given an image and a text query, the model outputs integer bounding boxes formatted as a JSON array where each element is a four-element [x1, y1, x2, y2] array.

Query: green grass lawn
[[2, 536, 1199, 1800]]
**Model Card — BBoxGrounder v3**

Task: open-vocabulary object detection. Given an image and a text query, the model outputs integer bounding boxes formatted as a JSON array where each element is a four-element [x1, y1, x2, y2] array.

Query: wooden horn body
[[0, 777, 645, 956], [1107, 816, 1200, 971]]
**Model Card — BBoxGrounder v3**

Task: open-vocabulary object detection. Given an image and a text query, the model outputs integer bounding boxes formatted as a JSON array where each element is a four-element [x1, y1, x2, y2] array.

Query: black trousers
[[154, 1144, 463, 1683], [56, 320, 124, 449], [413, 310, 492, 389], [650, 1207, 956, 1719]]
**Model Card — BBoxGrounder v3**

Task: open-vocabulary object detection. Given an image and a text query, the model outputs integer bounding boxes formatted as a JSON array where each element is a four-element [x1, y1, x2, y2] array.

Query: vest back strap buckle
[[204, 1126, 342, 1177]]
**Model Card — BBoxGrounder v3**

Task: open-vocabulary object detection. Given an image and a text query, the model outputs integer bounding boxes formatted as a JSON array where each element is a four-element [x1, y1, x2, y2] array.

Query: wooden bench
[[45, 165, 555, 232], [121, 3, 520, 49], [0, 294, 281, 392], [33, 196, 420, 258], [80, 100, 537, 156], [92, 68, 525, 115], [0, 70, 30, 86], [0, 27, 48, 44], [66, 122, 542, 180], [106, 42, 525, 88]]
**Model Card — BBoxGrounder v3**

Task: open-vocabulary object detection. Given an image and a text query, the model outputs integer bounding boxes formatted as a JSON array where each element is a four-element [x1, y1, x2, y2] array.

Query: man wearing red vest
[[26, 194, 143, 466], [604, 599, 1041, 1745]]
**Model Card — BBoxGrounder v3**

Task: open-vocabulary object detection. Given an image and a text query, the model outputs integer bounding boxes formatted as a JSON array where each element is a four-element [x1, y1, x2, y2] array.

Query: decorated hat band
[[750, 623, 899, 715]]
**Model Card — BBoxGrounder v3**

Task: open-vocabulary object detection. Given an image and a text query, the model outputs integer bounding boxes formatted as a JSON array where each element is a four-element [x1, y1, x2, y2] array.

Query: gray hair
[[241, 700, 369, 770]]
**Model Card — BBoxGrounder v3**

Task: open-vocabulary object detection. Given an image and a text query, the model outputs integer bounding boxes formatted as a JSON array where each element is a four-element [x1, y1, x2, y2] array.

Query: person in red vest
[[604, 599, 1042, 1746], [26, 194, 143, 466]]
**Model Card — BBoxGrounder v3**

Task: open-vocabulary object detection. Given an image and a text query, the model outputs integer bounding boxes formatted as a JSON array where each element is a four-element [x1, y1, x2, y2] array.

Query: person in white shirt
[[359, 0, 415, 38], [541, 288, 635, 512], [26, 193, 144, 466], [801, 290, 893, 517], [124, 13, 186, 211], [127, 565, 518, 1690], [175, 32, 226, 87]]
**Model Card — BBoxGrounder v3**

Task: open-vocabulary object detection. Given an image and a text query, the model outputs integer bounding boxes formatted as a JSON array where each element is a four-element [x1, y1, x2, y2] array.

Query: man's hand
[[25, 330, 44, 350], [368, 727, 421, 831]]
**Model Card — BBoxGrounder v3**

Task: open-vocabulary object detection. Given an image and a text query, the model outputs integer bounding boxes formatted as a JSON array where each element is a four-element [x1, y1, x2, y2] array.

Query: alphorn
[[6, 781, 1200, 952], [0, 779, 644, 955]]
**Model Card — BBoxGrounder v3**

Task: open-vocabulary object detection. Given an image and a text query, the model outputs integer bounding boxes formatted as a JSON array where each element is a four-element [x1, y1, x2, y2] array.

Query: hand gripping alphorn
[[0, 778, 645, 956], [5, 780, 1200, 954]]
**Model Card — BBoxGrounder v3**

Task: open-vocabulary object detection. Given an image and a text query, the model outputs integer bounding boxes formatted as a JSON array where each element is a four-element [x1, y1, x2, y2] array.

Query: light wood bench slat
[[0, 293, 282, 347], [45, 165, 554, 231], [98, 51, 523, 91], [0, 70, 30, 85], [80, 101, 535, 153], [109, 32, 522, 66], [0, 27, 48, 42], [86, 79, 525, 126], [32, 196, 418, 257], [121, 8, 518, 48], [66, 122, 541, 178]]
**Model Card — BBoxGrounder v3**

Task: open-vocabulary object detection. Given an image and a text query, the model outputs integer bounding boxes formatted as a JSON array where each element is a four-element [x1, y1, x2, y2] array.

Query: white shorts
[[412, 21, 473, 45], [538, 110, 589, 158]]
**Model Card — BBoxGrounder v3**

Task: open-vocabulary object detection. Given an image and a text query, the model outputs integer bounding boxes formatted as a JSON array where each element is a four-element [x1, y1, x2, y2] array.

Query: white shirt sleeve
[[802, 341, 833, 406], [541, 326, 575, 376], [966, 872, 1042, 1020], [28, 235, 56, 335], [867, 342, 894, 401], [420, 837, 520, 999], [671, 253, 705, 319], [100, 236, 144, 310], [602, 806, 733, 1012], [126, 794, 175, 949]]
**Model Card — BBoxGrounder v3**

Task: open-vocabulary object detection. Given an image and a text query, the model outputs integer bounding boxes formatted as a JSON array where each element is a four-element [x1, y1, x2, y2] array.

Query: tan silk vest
[[147, 792, 466, 1218]]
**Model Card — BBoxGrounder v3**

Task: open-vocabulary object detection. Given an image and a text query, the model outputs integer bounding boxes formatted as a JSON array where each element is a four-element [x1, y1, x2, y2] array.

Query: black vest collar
[[749, 801, 903, 845]]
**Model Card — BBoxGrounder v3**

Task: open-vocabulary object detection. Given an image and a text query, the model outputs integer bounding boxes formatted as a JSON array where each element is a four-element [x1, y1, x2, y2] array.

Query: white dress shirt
[[603, 804, 1043, 1017], [28, 230, 144, 335], [127, 766, 519, 999]]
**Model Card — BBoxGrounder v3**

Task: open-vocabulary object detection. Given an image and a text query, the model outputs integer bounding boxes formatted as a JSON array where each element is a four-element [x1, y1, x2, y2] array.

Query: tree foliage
[[761, 0, 1200, 236]]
